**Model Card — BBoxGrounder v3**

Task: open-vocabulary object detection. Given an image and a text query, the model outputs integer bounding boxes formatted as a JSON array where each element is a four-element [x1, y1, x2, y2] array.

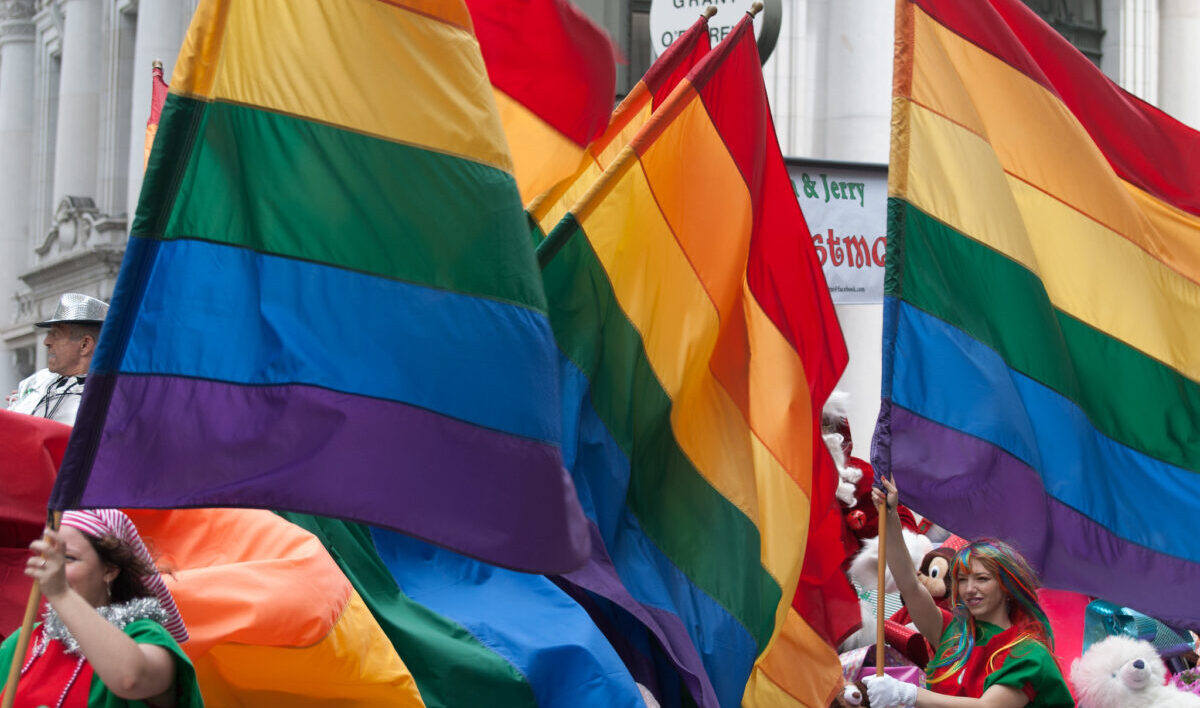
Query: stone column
[[0, 0, 36, 388], [761, 0, 817, 157], [816, 1, 893, 448], [1159, 0, 1200, 131], [125, 0, 186, 221], [814, 0, 892, 163], [51, 0, 102, 205]]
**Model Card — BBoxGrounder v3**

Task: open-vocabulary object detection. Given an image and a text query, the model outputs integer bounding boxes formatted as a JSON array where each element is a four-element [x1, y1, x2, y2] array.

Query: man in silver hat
[[6, 292, 109, 425]]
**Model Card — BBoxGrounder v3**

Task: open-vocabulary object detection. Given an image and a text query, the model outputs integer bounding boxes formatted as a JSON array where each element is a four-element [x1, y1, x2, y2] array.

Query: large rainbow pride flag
[[878, 0, 1200, 630], [49, 0, 589, 575], [540, 14, 847, 707]]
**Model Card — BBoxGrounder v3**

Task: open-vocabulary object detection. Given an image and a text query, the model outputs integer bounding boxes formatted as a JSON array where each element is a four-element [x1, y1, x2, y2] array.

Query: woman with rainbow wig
[[862, 478, 1073, 708]]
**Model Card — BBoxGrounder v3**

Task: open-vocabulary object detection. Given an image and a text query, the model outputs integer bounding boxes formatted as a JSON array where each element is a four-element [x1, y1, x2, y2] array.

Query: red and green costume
[[0, 618, 202, 708], [927, 608, 1073, 706]]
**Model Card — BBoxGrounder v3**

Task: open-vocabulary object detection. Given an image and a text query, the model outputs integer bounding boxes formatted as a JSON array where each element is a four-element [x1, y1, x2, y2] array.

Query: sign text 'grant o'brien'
[[786, 160, 888, 305], [648, 0, 780, 64]]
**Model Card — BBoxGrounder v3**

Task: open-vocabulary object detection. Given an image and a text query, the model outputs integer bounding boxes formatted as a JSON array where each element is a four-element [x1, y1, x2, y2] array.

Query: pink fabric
[[1038, 587, 1089, 691], [841, 645, 925, 686], [941, 535, 970, 552], [60, 509, 187, 643], [1168, 670, 1200, 695]]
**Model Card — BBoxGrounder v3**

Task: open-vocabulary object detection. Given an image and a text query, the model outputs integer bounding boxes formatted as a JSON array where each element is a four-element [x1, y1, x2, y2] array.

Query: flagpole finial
[[702, 6, 717, 19], [152, 59, 162, 70], [749, 2, 763, 17]]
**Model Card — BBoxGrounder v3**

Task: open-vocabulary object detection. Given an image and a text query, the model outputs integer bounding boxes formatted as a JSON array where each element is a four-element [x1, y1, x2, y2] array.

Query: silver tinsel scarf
[[40, 597, 169, 655]]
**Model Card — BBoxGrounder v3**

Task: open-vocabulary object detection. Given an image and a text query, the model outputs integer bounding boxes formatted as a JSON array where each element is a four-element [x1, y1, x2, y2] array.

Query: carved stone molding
[[37, 195, 99, 257], [12, 290, 39, 325], [15, 245, 123, 326], [0, 0, 35, 41], [34, 196, 128, 264], [0, 0, 35, 20], [0, 19, 34, 40], [33, 0, 61, 54]]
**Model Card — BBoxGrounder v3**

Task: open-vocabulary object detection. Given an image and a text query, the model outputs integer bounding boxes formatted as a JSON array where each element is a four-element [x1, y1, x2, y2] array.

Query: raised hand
[[26, 528, 69, 599]]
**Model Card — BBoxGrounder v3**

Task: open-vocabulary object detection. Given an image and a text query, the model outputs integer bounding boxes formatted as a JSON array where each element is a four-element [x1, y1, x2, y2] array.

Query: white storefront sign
[[786, 160, 888, 305], [648, 0, 778, 62]]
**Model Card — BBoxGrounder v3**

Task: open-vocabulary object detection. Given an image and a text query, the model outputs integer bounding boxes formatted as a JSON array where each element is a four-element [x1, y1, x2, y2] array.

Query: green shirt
[[931, 611, 1074, 707]]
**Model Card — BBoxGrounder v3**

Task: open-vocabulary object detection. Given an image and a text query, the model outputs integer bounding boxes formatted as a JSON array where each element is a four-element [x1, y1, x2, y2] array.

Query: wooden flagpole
[[876, 496, 888, 677]]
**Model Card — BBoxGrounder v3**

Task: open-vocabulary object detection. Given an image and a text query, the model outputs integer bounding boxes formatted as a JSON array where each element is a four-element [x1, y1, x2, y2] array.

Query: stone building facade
[[0, 0, 194, 388], [1, 0, 1197, 442]]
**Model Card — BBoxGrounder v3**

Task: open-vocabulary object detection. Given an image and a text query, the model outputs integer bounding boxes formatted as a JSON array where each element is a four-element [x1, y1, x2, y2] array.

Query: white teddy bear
[[837, 529, 933, 652], [1071, 635, 1200, 708]]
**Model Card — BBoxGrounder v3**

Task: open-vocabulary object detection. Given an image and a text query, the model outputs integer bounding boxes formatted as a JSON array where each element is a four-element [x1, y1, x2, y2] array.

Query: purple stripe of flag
[[562, 523, 720, 708], [881, 401, 1200, 630], [69, 374, 590, 574]]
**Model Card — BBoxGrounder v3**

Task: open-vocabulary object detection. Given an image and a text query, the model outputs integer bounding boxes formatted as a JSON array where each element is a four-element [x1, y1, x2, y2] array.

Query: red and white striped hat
[[60, 509, 188, 643]]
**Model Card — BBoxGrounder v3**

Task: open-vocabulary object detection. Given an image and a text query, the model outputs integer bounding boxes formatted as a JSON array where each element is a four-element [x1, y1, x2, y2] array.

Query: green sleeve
[[89, 619, 205, 708], [982, 639, 1074, 708], [0, 624, 40, 688], [0, 630, 18, 686]]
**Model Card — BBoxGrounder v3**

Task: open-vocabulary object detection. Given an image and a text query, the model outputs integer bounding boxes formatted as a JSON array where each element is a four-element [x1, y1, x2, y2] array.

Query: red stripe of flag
[[912, 0, 1200, 216], [468, 0, 617, 148]]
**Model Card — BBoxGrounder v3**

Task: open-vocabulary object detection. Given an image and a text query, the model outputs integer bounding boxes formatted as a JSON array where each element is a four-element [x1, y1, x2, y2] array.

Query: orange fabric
[[744, 609, 843, 707], [122, 508, 351, 656], [122, 509, 426, 705], [190, 591, 425, 707]]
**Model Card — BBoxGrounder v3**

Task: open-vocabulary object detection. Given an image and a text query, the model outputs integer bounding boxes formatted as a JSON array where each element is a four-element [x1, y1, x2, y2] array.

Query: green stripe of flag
[[279, 513, 538, 708], [137, 94, 546, 312], [891, 198, 1200, 474]]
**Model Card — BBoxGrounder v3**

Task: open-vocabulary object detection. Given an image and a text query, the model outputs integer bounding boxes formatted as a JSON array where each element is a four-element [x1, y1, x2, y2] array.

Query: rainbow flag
[[49, 0, 589, 574], [281, 514, 647, 708], [540, 14, 847, 707], [879, 0, 1200, 631], [525, 9, 712, 236], [124, 509, 425, 706], [467, 0, 616, 202]]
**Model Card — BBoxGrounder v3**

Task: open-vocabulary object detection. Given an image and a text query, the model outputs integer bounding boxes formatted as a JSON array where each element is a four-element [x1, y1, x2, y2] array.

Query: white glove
[[862, 674, 918, 707]]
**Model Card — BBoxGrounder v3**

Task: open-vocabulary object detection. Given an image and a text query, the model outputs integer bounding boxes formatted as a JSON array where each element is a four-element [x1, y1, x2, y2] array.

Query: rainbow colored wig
[[926, 538, 1055, 684]]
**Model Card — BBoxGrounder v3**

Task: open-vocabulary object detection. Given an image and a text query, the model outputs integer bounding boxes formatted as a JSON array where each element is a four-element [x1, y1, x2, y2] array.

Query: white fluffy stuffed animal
[[1071, 635, 1200, 708], [837, 530, 933, 652], [847, 529, 933, 596]]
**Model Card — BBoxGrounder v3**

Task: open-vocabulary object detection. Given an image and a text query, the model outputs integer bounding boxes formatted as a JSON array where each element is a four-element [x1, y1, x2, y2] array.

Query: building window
[[630, 0, 652, 93], [37, 53, 62, 243], [1023, 0, 1105, 64], [12, 344, 37, 381], [101, 3, 137, 217]]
